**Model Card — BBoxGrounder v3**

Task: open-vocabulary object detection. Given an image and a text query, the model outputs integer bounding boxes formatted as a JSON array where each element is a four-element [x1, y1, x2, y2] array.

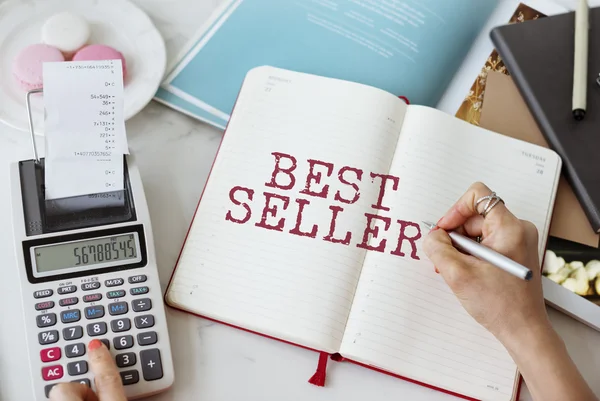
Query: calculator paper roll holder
[[8, 89, 175, 401]]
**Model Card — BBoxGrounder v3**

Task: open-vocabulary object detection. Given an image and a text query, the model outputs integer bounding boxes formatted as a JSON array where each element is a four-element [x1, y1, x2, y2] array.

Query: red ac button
[[41, 347, 61, 363], [42, 365, 63, 381]]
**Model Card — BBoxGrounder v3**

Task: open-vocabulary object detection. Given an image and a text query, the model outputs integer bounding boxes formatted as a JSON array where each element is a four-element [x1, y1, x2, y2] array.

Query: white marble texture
[[1, 1, 600, 400]]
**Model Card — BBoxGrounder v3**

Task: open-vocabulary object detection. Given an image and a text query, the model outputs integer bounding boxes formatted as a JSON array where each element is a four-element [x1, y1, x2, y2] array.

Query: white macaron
[[41, 12, 91, 58]]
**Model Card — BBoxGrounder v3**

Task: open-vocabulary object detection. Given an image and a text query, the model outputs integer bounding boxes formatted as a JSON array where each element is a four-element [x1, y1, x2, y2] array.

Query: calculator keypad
[[60, 309, 81, 324], [63, 326, 83, 341], [87, 322, 107, 337], [111, 318, 131, 333], [84, 305, 105, 319], [37, 313, 57, 328], [33, 274, 167, 397], [132, 298, 152, 312], [65, 343, 86, 358]]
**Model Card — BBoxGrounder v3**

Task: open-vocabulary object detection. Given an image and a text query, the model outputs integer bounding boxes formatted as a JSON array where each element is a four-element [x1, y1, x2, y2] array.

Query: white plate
[[0, 0, 166, 135]]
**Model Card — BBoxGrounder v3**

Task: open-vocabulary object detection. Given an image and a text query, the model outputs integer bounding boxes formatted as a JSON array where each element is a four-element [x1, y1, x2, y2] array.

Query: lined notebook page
[[166, 67, 408, 353], [340, 106, 561, 401]]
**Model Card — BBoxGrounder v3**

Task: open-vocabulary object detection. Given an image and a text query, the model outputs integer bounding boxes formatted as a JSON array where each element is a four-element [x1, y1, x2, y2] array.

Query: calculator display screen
[[34, 233, 139, 273]]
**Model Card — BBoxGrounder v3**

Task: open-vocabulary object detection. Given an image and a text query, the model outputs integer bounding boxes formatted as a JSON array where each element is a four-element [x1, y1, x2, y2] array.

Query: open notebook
[[165, 66, 562, 401]]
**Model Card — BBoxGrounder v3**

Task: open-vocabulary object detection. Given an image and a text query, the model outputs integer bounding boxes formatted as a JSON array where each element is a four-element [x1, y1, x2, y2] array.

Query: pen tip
[[422, 221, 435, 229]]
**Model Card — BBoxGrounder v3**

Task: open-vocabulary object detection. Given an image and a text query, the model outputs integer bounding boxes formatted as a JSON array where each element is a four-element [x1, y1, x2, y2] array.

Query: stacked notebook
[[164, 66, 563, 401]]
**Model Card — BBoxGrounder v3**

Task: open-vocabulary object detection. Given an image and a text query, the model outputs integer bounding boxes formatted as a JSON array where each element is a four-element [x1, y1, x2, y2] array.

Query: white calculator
[[9, 151, 174, 399]]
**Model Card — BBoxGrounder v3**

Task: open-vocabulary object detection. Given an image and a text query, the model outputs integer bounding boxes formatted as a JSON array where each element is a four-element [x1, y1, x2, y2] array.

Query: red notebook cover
[[161, 90, 523, 401]]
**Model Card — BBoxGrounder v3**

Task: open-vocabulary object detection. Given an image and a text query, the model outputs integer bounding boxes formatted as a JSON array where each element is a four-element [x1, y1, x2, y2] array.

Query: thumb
[[88, 339, 127, 401], [423, 229, 474, 288]]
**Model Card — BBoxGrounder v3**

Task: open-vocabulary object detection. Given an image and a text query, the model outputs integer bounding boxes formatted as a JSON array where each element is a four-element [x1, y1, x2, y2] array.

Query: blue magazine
[[155, 0, 498, 128]]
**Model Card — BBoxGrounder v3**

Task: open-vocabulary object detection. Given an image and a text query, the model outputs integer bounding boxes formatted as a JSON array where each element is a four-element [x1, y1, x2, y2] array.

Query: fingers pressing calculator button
[[37, 313, 57, 328], [58, 285, 77, 295], [84, 305, 104, 319], [83, 293, 102, 303], [109, 302, 128, 316], [71, 378, 91, 387], [63, 326, 83, 341], [140, 349, 163, 381], [67, 361, 88, 376], [59, 297, 79, 307], [134, 315, 154, 329], [65, 343, 86, 358], [87, 322, 108, 337], [35, 301, 55, 311], [116, 352, 136, 367], [132, 298, 152, 312], [105, 278, 124, 287], [40, 347, 61, 362], [128, 275, 147, 284], [114, 335, 134, 350], [130, 286, 149, 296], [34, 289, 53, 299], [107, 290, 126, 299], [81, 282, 101, 291], [120, 370, 139, 385], [39, 330, 59, 345], [137, 331, 158, 346], [60, 309, 81, 324], [42, 364, 63, 381], [111, 318, 131, 333]]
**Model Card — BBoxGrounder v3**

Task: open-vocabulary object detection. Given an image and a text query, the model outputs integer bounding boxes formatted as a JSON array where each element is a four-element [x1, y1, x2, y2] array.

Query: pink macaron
[[12, 43, 65, 91], [72, 44, 127, 79]]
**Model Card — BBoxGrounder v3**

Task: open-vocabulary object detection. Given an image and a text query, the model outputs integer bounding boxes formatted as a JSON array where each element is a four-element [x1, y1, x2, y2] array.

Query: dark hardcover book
[[490, 8, 600, 232]]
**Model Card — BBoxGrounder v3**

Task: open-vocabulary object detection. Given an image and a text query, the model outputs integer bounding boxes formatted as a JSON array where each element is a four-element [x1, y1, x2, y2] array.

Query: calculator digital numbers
[[10, 158, 174, 400]]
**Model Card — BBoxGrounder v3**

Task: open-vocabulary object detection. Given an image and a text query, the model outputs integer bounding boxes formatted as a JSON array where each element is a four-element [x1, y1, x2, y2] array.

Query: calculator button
[[137, 331, 157, 346], [45, 384, 58, 398], [116, 352, 136, 368], [59, 297, 79, 307], [140, 349, 163, 381], [65, 343, 86, 358], [37, 313, 57, 328], [105, 278, 124, 287], [84, 305, 104, 319], [39, 330, 59, 345], [107, 290, 126, 299], [58, 285, 77, 295], [63, 326, 83, 341], [132, 298, 151, 312], [81, 282, 101, 291], [40, 347, 61, 362], [60, 309, 81, 324], [128, 275, 147, 284], [67, 361, 88, 376], [120, 370, 139, 385], [71, 378, 91, 387], [113, 335, 134, 350], [134, 315, 154, 329], [34, 289, 53, 299], [130, 286, 149, 296], [42, 365, 63, 381], [35, 301, 55, 311], [100, 339, 110, 350], [87, 322, 107, 337], [111, 318, 131, 333], [108, 302, 128, 316], [82, 293, 102, 303]]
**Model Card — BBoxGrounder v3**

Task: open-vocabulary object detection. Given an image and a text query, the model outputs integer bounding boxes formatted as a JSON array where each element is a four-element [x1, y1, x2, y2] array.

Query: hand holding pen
[[422, 182, 546, 344]]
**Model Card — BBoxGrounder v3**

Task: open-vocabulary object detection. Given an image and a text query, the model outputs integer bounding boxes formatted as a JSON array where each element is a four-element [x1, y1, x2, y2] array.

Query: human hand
[[423, 182, 551, 349], [49, 339, 126, 401]]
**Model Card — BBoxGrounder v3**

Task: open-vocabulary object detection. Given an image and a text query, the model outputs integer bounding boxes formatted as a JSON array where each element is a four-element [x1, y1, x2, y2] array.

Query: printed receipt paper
[[42, 60, 129, 200]]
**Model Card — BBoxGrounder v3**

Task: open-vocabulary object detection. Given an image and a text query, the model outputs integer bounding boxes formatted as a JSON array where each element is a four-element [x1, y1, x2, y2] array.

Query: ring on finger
[[474, 191, 504, 218]]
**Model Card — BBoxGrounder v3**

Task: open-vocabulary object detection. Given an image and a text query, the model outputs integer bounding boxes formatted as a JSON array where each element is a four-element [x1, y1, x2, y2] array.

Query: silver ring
[[475, 192, 504, 217]]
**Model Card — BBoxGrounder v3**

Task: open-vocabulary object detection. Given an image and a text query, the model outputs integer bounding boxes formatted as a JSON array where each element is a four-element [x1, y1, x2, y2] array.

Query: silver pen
[[422, 221, 532, 281]]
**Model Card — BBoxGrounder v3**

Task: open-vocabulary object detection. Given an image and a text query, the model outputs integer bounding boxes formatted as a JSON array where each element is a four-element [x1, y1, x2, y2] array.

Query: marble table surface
[[1, 0, 599, 400]]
